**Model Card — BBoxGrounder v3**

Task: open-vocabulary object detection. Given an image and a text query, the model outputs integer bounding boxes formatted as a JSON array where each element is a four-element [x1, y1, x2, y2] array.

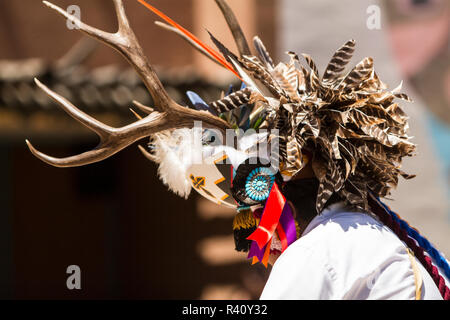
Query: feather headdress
[[29, 0, 450, 298], [233, 40, 417, 213], [145, 3, 416, 213], [138, 1, 448, 298]]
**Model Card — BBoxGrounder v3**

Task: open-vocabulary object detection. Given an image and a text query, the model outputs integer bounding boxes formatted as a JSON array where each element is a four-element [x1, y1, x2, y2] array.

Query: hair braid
[[368, 194, 450, 300], [376, 199, 450, 280]]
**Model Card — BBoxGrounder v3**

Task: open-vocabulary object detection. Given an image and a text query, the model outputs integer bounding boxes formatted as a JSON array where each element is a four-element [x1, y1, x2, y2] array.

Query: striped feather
[[384, 103, 408, 122], [331, 134, 341, 159], [284, 57, 300, 89], [285, 134, 303, 171], [299, 115, 320, 139], [394, 93, 413, 102], [323, 39, 356, 83], [302, 54, 321, 90], [298, 65, 309, 92], [359, 124, 408, 147], [356, 141, 387, 161], [349, 109, 386, 127], [209, 88, 252, 114], [338, 140, 359, 174], [240, 55, 283, 97], [339, 184, 365, 209], [285, 51, 307, 92], [272, 67, 299, 102], [316, 169, 336, 213], [208, 30, 239, 66], [358, 71, 380, 92], [367, 91, 394, 104], [253, 36, 274, 69], [338, 57, 373, 91]]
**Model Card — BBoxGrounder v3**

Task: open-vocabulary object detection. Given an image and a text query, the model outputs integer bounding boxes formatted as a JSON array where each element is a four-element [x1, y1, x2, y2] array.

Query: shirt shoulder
[[260, 241, 337, 299], [261, 210, 432, 299]]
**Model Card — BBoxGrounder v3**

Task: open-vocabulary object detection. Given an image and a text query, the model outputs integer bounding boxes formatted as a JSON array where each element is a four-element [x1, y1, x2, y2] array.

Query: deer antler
[[26, 0, 230, 168]]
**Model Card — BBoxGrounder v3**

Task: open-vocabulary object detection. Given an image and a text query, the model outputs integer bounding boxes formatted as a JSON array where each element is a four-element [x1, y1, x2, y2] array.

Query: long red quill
[[137, 0, 242, 80]]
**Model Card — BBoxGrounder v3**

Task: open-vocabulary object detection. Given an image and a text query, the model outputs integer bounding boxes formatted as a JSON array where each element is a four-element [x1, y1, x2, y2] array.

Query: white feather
[[150, 128, 200, 199]]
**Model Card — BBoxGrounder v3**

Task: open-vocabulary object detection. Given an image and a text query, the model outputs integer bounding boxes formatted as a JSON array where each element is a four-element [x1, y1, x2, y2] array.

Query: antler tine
[[138, 145, 158, 163], [43, 0, 172, 112], [26, 78, 163, 167], [129, 108, 159, 164], [129, 108, 143, 120], [132, 100, 154, 114], [112, 0, 132, 32], [34, 78, 112, 139], [42, 1, 115, 59], [26, 1, 231, 168], [26, 139, 106, 168], [27, 77, 229, 167], [214, 0, 251, 57]]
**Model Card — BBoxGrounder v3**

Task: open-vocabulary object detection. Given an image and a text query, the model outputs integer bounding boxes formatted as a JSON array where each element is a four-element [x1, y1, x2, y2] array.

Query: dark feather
[[253, 36, 274, 68], [209, 88, 252, 114], [207, 30, 239, 68], [339, 57, 373, 91], [323, 39, 356, 83]]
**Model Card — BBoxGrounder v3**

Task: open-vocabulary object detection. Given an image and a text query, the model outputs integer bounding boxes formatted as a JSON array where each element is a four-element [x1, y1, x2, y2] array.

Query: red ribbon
[[247, 183, 286, 249]]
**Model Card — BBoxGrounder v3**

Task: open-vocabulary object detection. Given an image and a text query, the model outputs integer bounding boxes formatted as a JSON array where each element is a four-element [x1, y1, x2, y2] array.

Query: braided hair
[[368, 195, 450, 300]]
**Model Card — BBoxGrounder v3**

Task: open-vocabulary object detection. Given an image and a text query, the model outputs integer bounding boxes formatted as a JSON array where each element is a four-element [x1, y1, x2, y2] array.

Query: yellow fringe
[[295, 220, 302, 238], [233, 210, 258, 230]]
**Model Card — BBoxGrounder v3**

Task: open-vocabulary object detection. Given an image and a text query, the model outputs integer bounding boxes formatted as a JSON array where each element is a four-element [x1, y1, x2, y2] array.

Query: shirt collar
[[301, 202, 348, 237]]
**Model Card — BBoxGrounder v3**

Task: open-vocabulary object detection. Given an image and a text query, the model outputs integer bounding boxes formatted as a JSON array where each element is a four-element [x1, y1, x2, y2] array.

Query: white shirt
[[260, 203, 446, 300]]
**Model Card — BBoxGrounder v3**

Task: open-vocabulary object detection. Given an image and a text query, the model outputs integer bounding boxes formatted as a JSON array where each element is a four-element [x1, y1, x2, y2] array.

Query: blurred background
[[0, 0, 448, 299]]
